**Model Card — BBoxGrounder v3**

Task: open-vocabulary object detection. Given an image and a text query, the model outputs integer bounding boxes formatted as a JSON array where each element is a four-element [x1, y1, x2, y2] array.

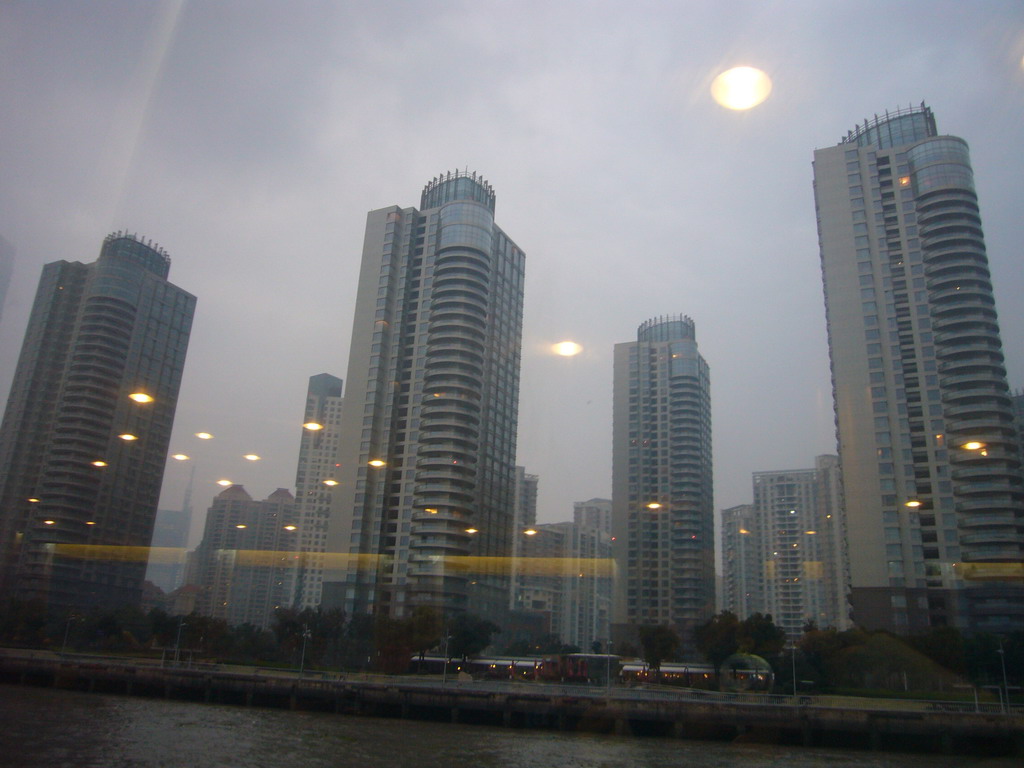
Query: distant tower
[[815, 104, 1024, 633], [291, 373, 344, 609], [612, 315, 713, 654], [0, 233, 195, 612], [721, 504, 763, 619], [191, 485, 298, 629], [323, 171, 525, 623], [571, 498, 612, 651]]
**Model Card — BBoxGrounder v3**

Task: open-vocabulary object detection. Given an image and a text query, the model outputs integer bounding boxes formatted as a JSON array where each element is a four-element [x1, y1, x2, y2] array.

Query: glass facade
[[0, 233, 195, 613], [324, 171, 524, 623], [815, 105, 1023, 634], [612, 315, 714, 655]]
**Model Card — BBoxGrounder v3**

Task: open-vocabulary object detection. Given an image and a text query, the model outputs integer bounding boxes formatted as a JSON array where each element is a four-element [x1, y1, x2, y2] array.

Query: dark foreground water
[[0, 684, 1016, 768]]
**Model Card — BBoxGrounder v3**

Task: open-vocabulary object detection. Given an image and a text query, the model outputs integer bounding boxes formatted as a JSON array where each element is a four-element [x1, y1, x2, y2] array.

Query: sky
[[1, 1, 1023, 547]]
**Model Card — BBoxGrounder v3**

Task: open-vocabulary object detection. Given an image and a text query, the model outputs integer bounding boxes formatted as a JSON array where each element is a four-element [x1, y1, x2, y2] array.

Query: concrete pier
[[1, 650, 1020, 756]]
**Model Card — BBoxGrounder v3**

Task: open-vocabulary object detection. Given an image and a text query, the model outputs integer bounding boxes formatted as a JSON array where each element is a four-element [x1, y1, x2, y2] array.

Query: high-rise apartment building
[[721, 504, 762, 618], [0, 232, 195, 612], [753, 458, 847, 640], [509, 467, 539, 610], [722, 459, 849, 638], [814, 104, 1024, 633], [189, 485, 297, 628], [612, 315, 713, 654], [569, 499, 612, 651], [511, 499, 613, 651], [291, 373, 344, 610], [324, 171, 525, 623]]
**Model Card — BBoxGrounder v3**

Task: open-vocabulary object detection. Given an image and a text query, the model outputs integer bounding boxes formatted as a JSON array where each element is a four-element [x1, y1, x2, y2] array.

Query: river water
[[0, 684, 1015, 768]]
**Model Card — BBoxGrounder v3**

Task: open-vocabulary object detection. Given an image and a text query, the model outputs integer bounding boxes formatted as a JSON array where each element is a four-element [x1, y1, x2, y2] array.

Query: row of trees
[[3, 598, 1019, 695], [0, 599, 500, 673], [690, 611, 1022, 695]]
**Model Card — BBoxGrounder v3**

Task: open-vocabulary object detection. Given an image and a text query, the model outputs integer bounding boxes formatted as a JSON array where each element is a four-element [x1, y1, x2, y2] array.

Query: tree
[[407, 606, 443, 658], [447, 613, 500, 660], [637, 624, 680, 674], [738, 613, 786, 658], [694, 611, 740, 672], [908, 626, 966, 675]]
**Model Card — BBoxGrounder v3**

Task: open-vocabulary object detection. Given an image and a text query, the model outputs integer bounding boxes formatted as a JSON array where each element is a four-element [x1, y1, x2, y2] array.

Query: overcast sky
[[2, 1, 1023, 547]]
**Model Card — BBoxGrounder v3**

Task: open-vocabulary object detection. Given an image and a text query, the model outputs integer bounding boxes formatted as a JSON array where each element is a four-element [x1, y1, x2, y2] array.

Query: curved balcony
[[933, 309, 995, 331], [938, 356, 1005, 376], [429, 298, 487, 320], [934, 326, 1000, 346], [435, 250, 490, 271], [930, 285, 994, 305], [421, 401, 481, 422], [930, 292, 995, 312], [428, 322, 485, 343], [944, 400, 1013, 419], [434, 266, 490, 290], [961, 545, 1022, 562]]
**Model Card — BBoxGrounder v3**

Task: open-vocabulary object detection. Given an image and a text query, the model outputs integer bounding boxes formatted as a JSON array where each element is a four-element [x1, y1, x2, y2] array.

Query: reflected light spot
[[235, 524, 247, 529], [43, 520, 55, 525], [119, 433, 138, 441], [195, 432, 213, 440], [91, 461, 108, 467], [303, 422, 324, 431], [905, 500, 921, 508], [465, 527, 478, 534], [552, 341, 583, 357], [243, 454, 261, 461], [524, 528, 537, 536], [86, 521, 96, 526], [27, 498, 40, 503], [283, 525, 297, 531], [962, 441, 985, 451], [217, 479, 233, 487], [646, 502, 663, 510], [129, 392, 154, 403], [368, 459, 386, 467], [323, 479, 338, 486], [711, 66, 772, 110], [172, 454, 190, 461]]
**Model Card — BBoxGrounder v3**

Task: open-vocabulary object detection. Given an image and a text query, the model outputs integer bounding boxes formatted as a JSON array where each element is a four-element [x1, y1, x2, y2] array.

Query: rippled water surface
[[0, 684, 1015, 768]]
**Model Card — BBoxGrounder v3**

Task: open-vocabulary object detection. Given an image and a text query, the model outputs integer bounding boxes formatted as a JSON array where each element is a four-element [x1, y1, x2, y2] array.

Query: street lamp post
[[791, 645, 798, 698], [606, 640, 613, 694], [61, 613, 79, 656], [441, 631, 452, 686], [173, 617, 186, 665], [299, 625, 312, 676], [997, 639, 1009, 715]]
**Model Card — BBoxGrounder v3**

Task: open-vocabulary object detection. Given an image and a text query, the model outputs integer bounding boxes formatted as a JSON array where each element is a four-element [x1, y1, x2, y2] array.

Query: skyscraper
[[721, 504, 762, 619], [189, 485, 297, 629], [814, 104, 1024, 633], [0, 232, 195, 612], [323, 171, 525, 623], [746, 457, 847, 640], [612, 315, 713, 654], [291, 373, 344, 610]]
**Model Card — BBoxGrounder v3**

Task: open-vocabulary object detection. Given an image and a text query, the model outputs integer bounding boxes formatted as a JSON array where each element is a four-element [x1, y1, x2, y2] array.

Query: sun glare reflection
[[552, 341, 583, 356], [711, 66, 772, 110]]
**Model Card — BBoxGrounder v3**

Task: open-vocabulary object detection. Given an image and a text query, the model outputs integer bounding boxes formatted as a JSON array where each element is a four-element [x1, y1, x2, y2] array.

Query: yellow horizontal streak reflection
[[50, 546, 615, 578], [956, 562, 1024, 581]]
